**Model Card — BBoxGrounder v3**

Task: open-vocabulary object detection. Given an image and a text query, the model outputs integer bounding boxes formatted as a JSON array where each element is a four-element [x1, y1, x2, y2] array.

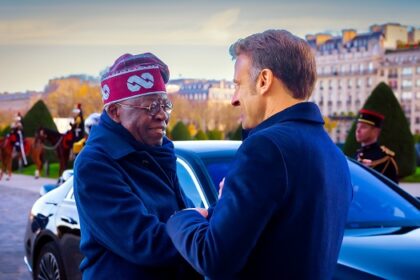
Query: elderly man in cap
[[356, 109, 399, 183], [73, 53, 201, 279]]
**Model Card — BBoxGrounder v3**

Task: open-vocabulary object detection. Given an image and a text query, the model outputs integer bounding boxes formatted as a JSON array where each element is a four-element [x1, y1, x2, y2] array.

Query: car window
[[176, 158, 209, 209], [65, 177, 75, 201], [347, 160, 420, 228], [202, 158, 234, 192]]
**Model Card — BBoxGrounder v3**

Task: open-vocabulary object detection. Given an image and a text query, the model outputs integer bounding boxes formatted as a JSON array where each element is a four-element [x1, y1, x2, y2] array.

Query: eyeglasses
[[118, 99, 173, 116]]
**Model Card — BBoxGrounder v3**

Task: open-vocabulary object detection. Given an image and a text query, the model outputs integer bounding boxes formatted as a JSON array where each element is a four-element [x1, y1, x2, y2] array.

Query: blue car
[[24, 141, 420, 279]]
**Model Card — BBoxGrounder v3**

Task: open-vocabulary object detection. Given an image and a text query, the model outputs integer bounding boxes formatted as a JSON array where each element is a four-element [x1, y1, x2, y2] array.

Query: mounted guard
[[70, 103, 85, 143], [11, 112, 28, 166]]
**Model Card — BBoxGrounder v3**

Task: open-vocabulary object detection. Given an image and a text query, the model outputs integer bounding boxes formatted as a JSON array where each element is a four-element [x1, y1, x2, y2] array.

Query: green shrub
[[227, 125, 242, 140], [23, 100, 57, 137], [207, 129, 224, 140], [171, 121, 191, 140], [194, 130, 208, 140]]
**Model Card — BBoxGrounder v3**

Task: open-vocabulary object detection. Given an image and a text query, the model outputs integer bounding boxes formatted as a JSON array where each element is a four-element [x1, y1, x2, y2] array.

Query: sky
[[0, 0, 419, 93]]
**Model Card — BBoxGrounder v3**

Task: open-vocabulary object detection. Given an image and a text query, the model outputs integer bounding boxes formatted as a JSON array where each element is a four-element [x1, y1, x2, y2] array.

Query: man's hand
[[184, 208, 208, 218], [360, 159, 373, 167], [218, 178, 225, 199]]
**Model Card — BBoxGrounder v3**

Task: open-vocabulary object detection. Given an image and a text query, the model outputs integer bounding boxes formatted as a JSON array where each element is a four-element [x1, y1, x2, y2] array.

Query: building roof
[[309, 31, 383, 52]]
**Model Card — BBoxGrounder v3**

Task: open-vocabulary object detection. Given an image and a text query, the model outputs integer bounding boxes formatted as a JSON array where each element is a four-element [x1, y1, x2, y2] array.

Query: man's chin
[[153, 138, 164, 146]]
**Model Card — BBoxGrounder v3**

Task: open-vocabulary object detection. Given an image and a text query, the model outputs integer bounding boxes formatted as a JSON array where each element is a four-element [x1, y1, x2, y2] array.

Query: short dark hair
[[229, 29, 317, 100]]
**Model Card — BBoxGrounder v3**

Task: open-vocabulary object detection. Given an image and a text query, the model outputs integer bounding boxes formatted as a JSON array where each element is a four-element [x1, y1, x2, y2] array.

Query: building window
[[402, 92, 412, 100], [325, 66, 331, 74], [417, 80, 420, 88], [360, 64, 364, 73], [402, 67, 413, 76], [368, 62, 374, 71], [348, 79, 352, 89], [416, 92, 420, 100], [388, 68, 398, 78], [367, 77, 372, 87], [402, 80, 413, 88], [356, 78, 362, 88], [388, 80, 398, 90], [417, 66, 420, 74]]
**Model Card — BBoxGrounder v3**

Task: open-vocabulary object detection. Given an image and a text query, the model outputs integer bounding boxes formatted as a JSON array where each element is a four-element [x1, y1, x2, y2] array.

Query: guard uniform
[[71, 103, 85, 142], [356, 109, 399, 183], [356, 143, 399, 183]]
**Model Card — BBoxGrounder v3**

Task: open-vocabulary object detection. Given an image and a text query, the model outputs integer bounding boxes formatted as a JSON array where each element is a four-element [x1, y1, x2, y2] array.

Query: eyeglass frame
[[117, 99, 173, 116]]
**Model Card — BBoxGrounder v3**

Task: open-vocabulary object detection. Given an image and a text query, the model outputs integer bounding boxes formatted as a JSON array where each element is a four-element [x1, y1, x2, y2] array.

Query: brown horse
[[0, 132, 44, 180], [39, 128, 73, 177]]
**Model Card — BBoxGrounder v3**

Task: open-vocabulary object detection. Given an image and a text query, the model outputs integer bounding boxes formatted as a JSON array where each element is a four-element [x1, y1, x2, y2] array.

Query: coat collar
[[249, 102, 324, 137], [88, 111, 172, 160], [357, 142, 380, 152]]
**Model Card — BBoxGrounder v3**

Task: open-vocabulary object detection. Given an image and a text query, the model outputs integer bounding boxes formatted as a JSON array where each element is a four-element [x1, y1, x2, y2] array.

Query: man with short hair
[[73, 53, 201, 279], [166, 30, 353, 279], [355, 109, 399, 183]]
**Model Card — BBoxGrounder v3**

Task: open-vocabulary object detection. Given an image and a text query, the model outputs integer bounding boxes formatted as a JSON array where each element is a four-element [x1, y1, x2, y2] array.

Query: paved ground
[[400, 182, 420, 197], [0, 174, 56, 280]]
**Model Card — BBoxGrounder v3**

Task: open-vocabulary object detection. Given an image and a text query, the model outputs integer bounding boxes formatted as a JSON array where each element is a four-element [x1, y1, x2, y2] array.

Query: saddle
[[63, 131, 74, 150]]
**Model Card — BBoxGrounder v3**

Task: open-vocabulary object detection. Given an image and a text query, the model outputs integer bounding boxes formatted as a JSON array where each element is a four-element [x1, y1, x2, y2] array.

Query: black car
[[24, 141, 420, 279]]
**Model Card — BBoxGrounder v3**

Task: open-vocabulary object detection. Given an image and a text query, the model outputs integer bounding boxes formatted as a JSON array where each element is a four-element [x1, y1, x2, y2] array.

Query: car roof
[[173, 140, 241, 157]]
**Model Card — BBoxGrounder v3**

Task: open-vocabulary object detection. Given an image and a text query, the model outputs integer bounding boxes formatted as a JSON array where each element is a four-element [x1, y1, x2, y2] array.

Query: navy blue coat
[[167, 102, 353, 279], [74, 112, 201, 279]]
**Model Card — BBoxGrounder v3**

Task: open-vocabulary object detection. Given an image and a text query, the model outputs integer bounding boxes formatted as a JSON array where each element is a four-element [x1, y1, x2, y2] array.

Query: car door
[[54, 180, 83, 280]]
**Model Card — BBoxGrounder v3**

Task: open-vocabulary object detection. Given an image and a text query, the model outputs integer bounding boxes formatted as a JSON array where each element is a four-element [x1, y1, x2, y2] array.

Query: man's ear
[[106, 104, 121, 123], [256, 69, 273, 96]]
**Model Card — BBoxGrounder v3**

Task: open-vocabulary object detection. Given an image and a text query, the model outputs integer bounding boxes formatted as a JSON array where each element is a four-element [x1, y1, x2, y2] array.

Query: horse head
[[37, 127, 64, 146], [35, 127, 47, 143], [5, 131, 18, 147]]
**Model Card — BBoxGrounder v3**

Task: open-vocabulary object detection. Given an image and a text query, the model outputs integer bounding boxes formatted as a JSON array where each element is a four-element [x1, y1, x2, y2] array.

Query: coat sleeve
[[166, 135, 288, 277], [74, 149, 181, 266]]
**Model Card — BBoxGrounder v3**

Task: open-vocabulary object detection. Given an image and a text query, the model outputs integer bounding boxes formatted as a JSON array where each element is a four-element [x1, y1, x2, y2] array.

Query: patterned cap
[[100, 53, 170, 106]]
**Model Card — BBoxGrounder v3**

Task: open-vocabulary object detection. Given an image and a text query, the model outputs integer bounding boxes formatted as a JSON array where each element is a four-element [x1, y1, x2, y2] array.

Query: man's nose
[[154, 106, 169, 120], [231, 92, 240, 107]]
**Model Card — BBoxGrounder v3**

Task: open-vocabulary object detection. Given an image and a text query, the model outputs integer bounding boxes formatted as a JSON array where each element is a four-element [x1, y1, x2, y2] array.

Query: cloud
[[199, 8, 240, 43], [0, 19, 63, 44], [0, 8, 241, 46]]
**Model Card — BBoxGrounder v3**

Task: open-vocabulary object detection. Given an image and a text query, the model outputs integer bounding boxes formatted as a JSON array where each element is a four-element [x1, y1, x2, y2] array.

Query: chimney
[[369, 24, 383, 33], [315, 33, 332, 46], [342, 29, 357, 44], [305, 34, 316, 41]]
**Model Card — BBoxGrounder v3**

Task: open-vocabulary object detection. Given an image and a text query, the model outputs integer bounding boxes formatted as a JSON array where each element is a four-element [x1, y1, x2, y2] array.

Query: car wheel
[[34, 242, 66, 280]]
